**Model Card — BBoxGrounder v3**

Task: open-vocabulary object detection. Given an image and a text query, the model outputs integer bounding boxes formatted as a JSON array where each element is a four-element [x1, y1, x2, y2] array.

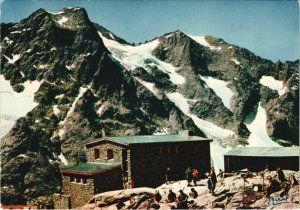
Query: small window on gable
[[94, 148, 100, 160], [107, 149, 113, 160]]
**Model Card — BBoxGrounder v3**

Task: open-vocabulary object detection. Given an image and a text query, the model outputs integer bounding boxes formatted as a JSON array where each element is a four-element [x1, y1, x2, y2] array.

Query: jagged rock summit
[[0, 7, 298, 204]]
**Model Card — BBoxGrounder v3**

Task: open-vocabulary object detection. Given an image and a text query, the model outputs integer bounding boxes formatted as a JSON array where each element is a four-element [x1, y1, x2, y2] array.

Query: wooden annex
[[224, 147, 299, 172]]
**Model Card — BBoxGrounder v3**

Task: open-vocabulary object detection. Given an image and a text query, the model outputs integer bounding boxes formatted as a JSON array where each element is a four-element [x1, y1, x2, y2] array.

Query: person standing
[[276, 167, 286, 184], [192, 169, 199, 186], [165, 167, 171, 184], [209, 167, 217, 195], [217, 169, 224, 178], [185, 167, 193, 187]]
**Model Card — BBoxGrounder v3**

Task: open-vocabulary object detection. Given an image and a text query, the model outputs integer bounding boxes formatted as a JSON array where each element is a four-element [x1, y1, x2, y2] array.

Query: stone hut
[[59, 162, 122, 208], [224, 147, 299, 172], [85, 134, 212, 187]]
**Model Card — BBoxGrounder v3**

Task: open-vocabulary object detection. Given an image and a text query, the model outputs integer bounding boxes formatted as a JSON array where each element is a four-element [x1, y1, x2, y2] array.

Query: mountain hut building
[[57, 133, 212, 208]]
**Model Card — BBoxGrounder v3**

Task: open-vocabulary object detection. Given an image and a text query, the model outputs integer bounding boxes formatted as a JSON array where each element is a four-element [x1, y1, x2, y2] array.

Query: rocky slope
[[0, 7, 298, 203]]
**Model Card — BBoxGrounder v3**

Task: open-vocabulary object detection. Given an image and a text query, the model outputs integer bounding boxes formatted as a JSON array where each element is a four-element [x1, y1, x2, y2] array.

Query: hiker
[[132, 193, 150, 209], [266, 176, 281, 197], [217, 169, 224, 178], [276, 167, 286, 184], [154, 190, 162, 203], [209, 167, 217, 196], [185, 167, 193, 186], [165, 167, 172, 184], [192, 169, 199, 186], [116, 200, 125, 209], [149, 202, 160, 209], [127, 195, 137, 209], [166, 189, 176, 203], [177, 190, 188, 209], [189, 188, 198, 199]]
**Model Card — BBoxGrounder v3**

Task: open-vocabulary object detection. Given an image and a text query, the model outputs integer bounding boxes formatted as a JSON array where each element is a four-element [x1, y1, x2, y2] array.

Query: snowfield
[[244, 102, 280, 147], [199, 75, 234, 111], [0, 75, 42, 138], [259, 75, 287, 96], [187, 34, 221, 51], [56, 16, 69, 26], [98, 32, 185, 85]]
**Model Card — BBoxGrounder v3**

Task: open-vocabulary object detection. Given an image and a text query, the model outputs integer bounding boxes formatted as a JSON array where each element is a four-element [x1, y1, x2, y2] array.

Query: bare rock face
[[1, 118, 60, 204]]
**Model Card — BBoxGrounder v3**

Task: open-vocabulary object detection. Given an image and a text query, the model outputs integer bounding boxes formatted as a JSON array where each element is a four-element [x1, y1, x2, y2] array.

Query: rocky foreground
[[82, 170, 299, 209]]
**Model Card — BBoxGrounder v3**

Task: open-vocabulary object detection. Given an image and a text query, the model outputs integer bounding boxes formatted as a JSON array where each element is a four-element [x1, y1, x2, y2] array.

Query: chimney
[[101, 129, 106, 137], [179, 130, 193, 136]]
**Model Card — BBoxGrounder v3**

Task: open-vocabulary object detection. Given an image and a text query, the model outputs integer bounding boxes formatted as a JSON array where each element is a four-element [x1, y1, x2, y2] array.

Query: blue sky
[[1, 0, 299, 62]]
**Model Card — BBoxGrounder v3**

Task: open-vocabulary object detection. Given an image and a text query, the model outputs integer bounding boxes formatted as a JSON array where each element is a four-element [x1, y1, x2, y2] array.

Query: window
[[94, 148, 100, 159], [76, 178, 81, 183], [107, 149, 113, 160], [82, 178, 87, 184], [160, 147, 165, 155], [167, 146, 172, 154], [175, 147, 179, 155], [70, 177, 74, 182]]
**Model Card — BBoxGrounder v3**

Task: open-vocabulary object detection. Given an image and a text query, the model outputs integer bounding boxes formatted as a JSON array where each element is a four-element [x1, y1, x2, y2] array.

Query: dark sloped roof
[[85, 135, 211, 147], [224, 147, 299, 157], [110, 135, 210, 144], [60, 162, 121, 176]]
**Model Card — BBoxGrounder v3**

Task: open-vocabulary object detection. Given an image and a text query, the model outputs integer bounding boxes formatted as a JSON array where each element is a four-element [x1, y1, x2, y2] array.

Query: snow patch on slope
[[166, 92, 234, 139], [187, 34, 221, 51], [3, 54, 21, 64], [57, 87, 87, 138], [244, 102, 280, 147], [133, 77, 159, 97], [259, 76, 287, 96], [53, 105, 60, 116], [58, 153, 68, 166], [231, 58, 240, 65], [199, 75, 234, 110], [98, 31, 185, 85]]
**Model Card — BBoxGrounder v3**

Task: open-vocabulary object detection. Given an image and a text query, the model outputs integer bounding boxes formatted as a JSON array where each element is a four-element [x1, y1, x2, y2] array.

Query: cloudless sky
[[1, 0, 299, 62]]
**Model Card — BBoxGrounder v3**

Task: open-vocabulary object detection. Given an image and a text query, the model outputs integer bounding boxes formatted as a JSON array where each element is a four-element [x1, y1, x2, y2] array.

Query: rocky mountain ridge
[[0, 7, 298, 204]]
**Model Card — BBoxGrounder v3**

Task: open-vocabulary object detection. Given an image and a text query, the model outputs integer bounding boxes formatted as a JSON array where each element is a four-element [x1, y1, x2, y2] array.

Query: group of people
[[184, 167, 199, 187], [164, 188, 199, 208], [184, 166, 219, 195]]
